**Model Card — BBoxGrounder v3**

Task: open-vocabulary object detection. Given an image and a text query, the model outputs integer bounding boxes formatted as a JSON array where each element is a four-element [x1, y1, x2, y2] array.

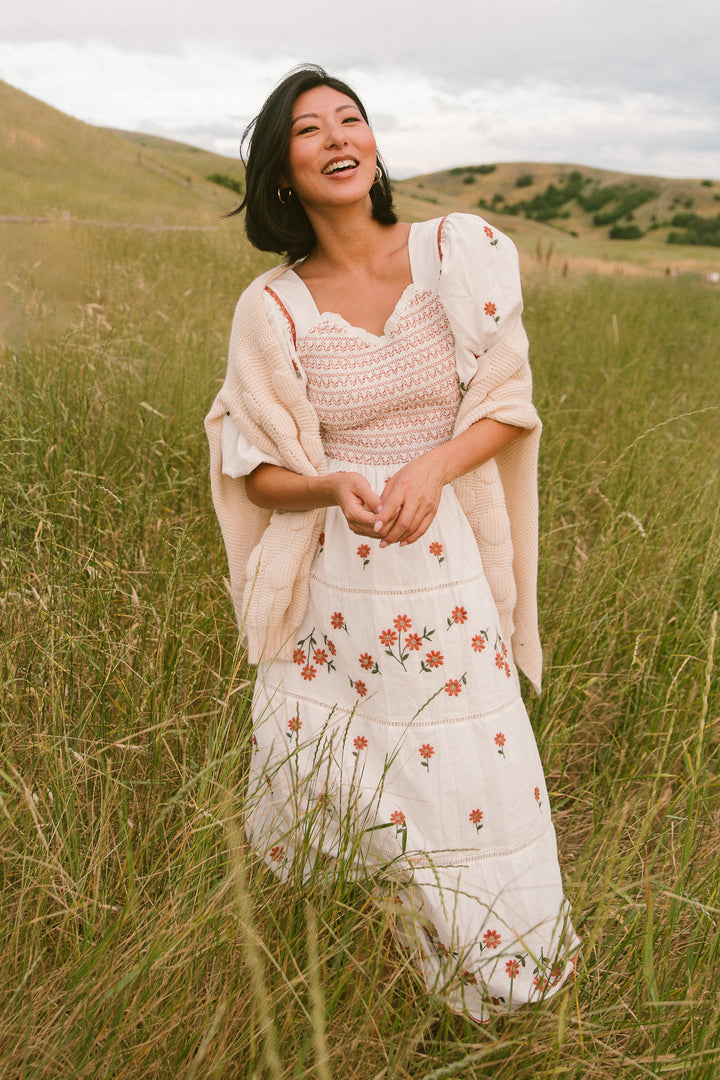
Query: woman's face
[[281, 84, 377, 213]]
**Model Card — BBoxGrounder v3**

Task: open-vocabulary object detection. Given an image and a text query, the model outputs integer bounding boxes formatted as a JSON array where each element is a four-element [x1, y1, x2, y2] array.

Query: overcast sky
[[2, 0, 719, 180]]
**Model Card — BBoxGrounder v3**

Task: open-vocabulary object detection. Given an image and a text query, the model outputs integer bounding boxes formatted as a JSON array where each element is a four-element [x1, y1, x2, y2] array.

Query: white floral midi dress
[[230, 216, 579, 1021]]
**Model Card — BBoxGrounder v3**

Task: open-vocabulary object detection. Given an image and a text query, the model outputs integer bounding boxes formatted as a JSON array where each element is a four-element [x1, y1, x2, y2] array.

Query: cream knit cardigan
[[205, 218, 543, 692]]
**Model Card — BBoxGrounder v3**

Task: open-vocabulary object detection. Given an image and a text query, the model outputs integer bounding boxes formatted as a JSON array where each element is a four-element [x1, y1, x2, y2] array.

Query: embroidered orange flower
[[390, 810, 405, 826], [444, 678, 463, 696], [534, 786, 541, 802], [419, 743, 435, 761], [484, 225, 494, 240], [313, 648, 328, 666], [359, 652, 374, 670], [429, 542, 443, 558], [495, 732, 506, 748], [393, 614, 412, 631], [293, 648, 306, 666], [379, 628, 398, 647], [469, 808, 483, 827], [301, 664, 317, 681], [405, 633, 423, 651], [287, 716, 301, 733], [269, 845, 284, 862], [354, 680, 367, 697], [326, 638, 336, 656], [331, 612, 345, 630], [471, 634, 486, 652], [353, 735, 368, 750], [484, 301, 497, 317], [424, 650, 444, 668], [505, 959, 520, 978], [450, 606, 468, 624], [357, 543, 370, 569], [495, 652, 505, 670], [483, 929, 501, 949]]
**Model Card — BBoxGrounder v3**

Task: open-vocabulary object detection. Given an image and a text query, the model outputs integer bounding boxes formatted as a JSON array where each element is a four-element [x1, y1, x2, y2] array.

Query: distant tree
[[667, 212, 720, 246], [207, 173, 244, 195], [609, 224, 644, 239]]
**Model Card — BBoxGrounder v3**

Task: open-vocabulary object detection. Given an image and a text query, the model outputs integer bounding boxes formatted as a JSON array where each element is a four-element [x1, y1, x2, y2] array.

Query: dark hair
[[231, 64, 397, 262]]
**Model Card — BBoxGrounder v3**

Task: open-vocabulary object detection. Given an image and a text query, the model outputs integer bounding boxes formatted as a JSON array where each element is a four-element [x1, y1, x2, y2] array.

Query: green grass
[[1, 221, 719, 1078], [0, 80, 241, 224]]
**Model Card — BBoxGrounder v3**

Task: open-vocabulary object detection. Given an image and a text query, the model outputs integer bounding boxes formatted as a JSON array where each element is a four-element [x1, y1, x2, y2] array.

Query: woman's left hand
[[373, 456, 445, 548], [372, 420, 523, 548]]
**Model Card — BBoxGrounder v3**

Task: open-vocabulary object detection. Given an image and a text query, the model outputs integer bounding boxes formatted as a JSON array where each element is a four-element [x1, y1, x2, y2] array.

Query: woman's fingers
[[335, 472, 382, 533], [334, 467, 442, 544], [376, 490, 440, 546]]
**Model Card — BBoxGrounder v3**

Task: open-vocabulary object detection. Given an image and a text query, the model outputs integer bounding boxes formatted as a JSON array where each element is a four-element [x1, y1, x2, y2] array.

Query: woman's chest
[[298, 288, 461, 427]]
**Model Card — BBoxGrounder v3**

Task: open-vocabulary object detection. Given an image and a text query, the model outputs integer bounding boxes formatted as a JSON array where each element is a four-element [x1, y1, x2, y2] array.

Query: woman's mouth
[[321, 158, 359, 175]]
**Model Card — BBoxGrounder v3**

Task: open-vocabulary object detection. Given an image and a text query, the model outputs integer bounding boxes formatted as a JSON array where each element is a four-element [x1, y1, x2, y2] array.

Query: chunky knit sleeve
[[437, 215, 543, 692], [205, 270, 327, 664]]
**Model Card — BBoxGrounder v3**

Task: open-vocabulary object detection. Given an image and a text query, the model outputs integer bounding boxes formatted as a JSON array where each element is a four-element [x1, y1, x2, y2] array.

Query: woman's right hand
[[332, 471, 382, 536], [245, 464, 380, 535]]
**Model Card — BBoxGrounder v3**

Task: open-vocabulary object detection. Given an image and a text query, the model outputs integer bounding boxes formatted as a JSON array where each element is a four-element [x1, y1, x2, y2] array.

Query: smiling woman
[[206, 63, 579, 1025], [230, 66, 396, 260], [281, 86, 378, 210]]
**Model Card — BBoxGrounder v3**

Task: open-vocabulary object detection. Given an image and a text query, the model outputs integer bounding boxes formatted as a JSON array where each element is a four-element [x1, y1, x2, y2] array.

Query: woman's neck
[[301, 201, 404, 278]]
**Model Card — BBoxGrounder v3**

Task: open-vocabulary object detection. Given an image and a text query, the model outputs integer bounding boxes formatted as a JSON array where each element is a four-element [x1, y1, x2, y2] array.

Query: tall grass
[[1, 223, 718, 1078]]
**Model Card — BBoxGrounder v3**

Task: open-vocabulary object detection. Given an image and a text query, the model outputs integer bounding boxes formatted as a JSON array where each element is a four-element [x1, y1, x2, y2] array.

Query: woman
[[205, 65, 579, 1022]]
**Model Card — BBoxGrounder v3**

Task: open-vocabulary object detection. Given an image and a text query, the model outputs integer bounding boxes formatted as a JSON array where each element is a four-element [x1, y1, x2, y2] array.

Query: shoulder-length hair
[[231, 65, 397, 262]]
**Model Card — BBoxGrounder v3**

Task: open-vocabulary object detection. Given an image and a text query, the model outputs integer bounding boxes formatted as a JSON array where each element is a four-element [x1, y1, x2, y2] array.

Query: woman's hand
[[333, 471, 383, 536], [372, 418, 525, 548], [245, 464, 380, 532], [373, 456, 445, 548]]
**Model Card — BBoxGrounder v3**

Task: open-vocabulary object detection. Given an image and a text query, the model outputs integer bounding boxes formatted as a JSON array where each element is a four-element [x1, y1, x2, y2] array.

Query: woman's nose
[[325, 123, 347, 148]]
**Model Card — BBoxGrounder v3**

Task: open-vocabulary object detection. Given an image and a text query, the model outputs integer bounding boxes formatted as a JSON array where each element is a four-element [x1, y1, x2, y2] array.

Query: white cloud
[[1, 0, 719, 180]]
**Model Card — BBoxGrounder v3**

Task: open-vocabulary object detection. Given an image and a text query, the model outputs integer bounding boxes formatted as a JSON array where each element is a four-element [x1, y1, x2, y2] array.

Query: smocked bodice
[[297, 286, 461, 464]]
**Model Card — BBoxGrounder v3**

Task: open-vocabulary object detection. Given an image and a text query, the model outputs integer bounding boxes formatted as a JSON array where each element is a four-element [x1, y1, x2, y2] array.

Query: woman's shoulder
[[410, 213, 518, 276], [439, 212, 518, 260], [235, 264, 291, 311]]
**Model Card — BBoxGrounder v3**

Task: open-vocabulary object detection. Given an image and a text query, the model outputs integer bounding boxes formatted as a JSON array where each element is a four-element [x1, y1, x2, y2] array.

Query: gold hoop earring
[[372, 166, 382, 185], [277, 187, 293, 205]]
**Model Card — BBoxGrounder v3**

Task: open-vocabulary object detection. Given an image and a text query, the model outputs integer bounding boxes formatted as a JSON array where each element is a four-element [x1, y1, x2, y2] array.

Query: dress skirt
[[246, 456, 579, 1022]]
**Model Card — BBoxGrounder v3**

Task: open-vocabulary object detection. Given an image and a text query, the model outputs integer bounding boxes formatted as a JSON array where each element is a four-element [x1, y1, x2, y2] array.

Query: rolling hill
[[1, 77, 719, 277], [393, 162, 720, 245], [0, 79, 244, 225]]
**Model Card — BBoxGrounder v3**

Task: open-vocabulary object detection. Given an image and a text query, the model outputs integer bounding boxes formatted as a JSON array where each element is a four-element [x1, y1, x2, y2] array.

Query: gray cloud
[[1, 0, 718, 180]]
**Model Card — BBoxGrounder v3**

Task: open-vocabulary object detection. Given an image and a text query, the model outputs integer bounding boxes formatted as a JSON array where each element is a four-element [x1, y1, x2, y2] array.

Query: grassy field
[[1, 214, 719, 1079]]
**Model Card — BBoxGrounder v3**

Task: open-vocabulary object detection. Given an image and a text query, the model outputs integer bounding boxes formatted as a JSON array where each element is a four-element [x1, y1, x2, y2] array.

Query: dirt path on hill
[[0, 215, 220, 231]]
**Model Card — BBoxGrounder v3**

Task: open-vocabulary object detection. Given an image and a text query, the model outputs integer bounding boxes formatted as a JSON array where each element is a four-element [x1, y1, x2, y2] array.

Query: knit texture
[[205, 217, 543, 691]]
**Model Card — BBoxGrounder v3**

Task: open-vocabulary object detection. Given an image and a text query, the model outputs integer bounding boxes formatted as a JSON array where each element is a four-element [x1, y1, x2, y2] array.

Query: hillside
[[0, 80, 244, 225], [1, 77, 719, 278], [394, 162, 720, 244]]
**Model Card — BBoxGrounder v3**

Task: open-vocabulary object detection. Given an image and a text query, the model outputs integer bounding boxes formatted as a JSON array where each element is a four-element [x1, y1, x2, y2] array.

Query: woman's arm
[[374, 418, 524, 548], [245, 465, 382, 535], [245, 417, 523, 546]]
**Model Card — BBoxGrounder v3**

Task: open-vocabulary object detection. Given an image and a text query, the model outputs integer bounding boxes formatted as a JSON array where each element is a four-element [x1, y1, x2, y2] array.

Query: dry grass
[[0, 219, 719, 1078]]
